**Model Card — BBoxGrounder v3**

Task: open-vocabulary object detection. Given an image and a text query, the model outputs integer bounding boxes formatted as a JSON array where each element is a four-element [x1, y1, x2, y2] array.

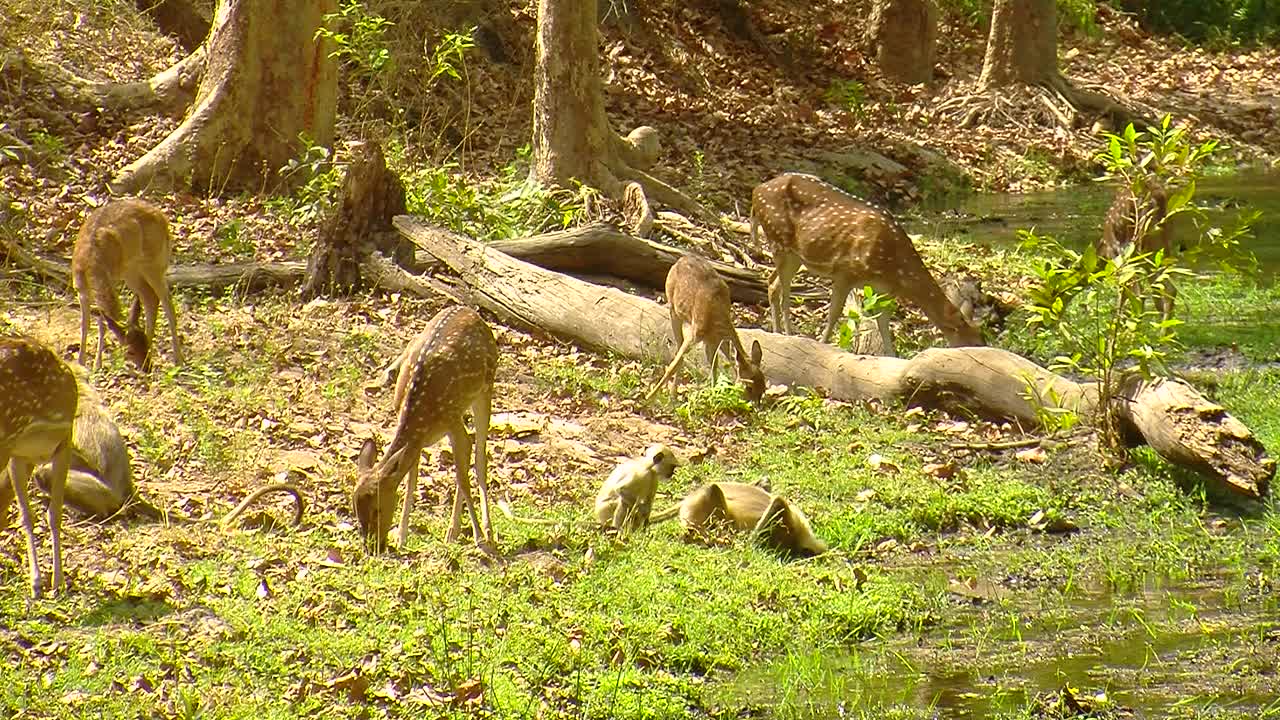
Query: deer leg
[[704, 337, 723, 387], [820, 276, 856, 344], [768, 254, 802, 335], [395, 452, 420, 550], [471, 390, 493, 543], [153, 276, 183, 366], [45, 441, 70, 594], [444, 423, 482, 544], [644, 332, 698, 403], [0, 465, 12, 531], [76, 280, 92, 367], [7, 458, 44, 599]]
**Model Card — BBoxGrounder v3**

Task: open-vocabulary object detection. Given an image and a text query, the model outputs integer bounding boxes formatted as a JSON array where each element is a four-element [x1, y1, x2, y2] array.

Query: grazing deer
[[1096, 184, 1176, 320], [353, 306, 499, 552], [73, 197, 183, 371], [749, 172, 982, 349], [0, 336, 77, 599], [644, 253, 766, 403]]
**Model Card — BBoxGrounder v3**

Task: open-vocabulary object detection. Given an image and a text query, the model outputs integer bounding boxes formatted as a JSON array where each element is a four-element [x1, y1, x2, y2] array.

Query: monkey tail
[[648, 504, 681, 524], [220, 483, 305, 529]]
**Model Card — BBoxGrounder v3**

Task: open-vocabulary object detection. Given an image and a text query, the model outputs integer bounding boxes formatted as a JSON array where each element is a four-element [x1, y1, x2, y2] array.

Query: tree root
[[935, 74, 1155, 131], [2, 47, 205, 117]]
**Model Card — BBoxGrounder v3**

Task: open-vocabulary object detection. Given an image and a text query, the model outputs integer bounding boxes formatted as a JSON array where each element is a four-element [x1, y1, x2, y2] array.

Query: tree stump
[[302, 141, 410, 299]]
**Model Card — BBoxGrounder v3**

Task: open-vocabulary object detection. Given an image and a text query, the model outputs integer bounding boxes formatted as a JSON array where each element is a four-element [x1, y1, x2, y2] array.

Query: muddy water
[[912, 170, 1280, 277], [716, 574, 1279, 717]]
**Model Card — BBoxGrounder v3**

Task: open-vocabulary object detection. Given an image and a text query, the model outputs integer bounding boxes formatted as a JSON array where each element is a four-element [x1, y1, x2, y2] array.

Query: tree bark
[[979, 0, 1058, 88], [112, 0, 338, 195], [302, 141, 410, 299], [530, 0, 709, 219], [393, 215, 1275, 499], [867, 0, 937, 85]]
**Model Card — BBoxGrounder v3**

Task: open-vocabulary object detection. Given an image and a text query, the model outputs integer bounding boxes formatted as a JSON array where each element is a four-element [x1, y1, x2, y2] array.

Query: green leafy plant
[[823, 79, 868, 120], [316, 0, 394, 81], [399, 147, 588, 242], [268, 137, 341, 227], [836, 287, 897, 352], [1021, 116, 1255, 455], [676, 381, 754, 426], [429, 27, 477, 83]]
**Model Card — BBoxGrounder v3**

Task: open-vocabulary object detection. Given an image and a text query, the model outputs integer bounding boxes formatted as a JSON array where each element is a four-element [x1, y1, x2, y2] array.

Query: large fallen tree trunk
[[485, 222, 822, 304], [393, 215, 1274, 498]]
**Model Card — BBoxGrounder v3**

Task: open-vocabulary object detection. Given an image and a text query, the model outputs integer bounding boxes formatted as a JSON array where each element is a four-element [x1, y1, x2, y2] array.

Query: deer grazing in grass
[[1096, 183, 1177, 321], [749, 172, 982, 350], [644, 253, 766, 403], [0, 336, 77, 599], [353, 306, 499, 553], [73, 197, 183, 371]]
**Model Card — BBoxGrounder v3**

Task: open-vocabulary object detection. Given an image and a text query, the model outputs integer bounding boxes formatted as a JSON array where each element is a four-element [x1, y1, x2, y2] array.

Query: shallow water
[[911, 170, 1280, 277], [715, 575, 1279, 718]]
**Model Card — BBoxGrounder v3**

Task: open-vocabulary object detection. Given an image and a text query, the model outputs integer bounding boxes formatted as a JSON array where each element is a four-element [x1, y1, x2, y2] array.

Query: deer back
[[389, 306, 497, 448]]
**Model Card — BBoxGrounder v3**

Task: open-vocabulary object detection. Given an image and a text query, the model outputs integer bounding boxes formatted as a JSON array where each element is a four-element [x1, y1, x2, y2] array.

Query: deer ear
[[751, 340, 763, 364], [357, 438, 379, 471]]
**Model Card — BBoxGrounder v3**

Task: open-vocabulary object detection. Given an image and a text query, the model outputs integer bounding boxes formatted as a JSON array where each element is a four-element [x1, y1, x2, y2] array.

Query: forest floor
[[1, 0, 1279, 718]]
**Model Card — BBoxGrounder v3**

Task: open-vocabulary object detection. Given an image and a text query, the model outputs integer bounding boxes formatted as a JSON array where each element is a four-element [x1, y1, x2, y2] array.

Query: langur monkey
[[593, 444, 678, 533], [498, 444, 679, 534], [650, 481, 828, 557], [1, 363, 304, 529]]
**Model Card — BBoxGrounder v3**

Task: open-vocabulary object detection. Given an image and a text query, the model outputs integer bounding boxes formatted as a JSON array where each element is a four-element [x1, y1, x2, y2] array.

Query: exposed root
[[935, 74, 1155, 131], [1, 46, 205, 117]]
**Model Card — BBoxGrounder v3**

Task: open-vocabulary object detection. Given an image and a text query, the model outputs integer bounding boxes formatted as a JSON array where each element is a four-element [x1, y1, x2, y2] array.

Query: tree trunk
[[979, 0, 1058, 88], [302, 141, 410, 299], [867, 0, 937, 85], [529, 0, 709, 219], [111, 0, 338, 195], [393, 215, 1275, 499]]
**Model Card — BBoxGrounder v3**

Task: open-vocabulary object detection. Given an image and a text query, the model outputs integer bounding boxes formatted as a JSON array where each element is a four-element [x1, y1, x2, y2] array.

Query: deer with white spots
[[750, 172, 982, 349], [644, 253, 766, 403], [0, 336, 78, 599], [73, 197, 183, 371], [1096, 184, 1176, 320], [353, 306, 499, 553]]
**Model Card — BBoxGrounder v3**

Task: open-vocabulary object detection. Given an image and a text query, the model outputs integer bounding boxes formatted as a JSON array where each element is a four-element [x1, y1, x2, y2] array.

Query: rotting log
[[394, 215, 1274, 498], [0, 231, 307, 292], [486, 222, 823, 304]]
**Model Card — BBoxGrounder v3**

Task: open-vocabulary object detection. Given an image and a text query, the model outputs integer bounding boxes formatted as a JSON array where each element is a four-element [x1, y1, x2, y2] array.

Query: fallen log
[[394, 215, 1274, 498], [486, 222, 823, 304], [0, 231, 307, 292]]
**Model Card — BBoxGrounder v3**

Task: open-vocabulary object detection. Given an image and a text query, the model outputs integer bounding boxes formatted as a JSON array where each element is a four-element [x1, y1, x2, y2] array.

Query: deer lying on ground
[[74, 197, 183, 371], [353, 306, 499, 553], [644, 253, 766, 403], [0, 336, 77, 599], [1096, 184, 1176, 320], [749, 172, 982, 349]]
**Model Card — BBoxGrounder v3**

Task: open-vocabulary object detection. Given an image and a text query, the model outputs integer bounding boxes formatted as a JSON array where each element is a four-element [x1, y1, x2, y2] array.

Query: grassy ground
[[2, 244, 1278, 718]]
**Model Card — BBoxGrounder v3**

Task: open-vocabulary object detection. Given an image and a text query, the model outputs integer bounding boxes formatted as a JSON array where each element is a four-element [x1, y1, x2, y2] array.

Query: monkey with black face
[[651, 481, 827, 557], [498, 444, 678, 535], [594, 444, 678, 534]]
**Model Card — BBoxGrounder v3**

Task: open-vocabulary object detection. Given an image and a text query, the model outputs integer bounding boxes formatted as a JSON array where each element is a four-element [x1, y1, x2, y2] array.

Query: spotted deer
[[73, 197, 183, 371], [353, 306, 499, 552], [1096, 184, 1176, 320], [644, 253, 766, 404], [0, 336, 78, 599], [749, 172, 982, 349]]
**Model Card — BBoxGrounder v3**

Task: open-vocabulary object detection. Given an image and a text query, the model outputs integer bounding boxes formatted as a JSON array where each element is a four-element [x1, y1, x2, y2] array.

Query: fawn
[[0, 336, 78, 599], [353, 306, 499, 552], [73, 197, 183, 371], [1097, 184, 1176, 320], [644, 253, 766, 403], [749, 172, 981, 349]]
